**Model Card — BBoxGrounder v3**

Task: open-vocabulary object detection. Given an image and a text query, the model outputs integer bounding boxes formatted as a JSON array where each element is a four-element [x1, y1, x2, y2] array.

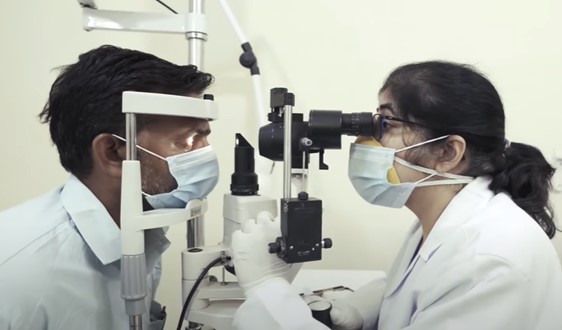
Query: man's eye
[[186, 135, 195, 147], [175, 135, 195, 150]]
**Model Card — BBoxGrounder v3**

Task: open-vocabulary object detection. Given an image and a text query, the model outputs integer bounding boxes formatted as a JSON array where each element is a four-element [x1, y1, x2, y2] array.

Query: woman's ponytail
[[489, 142, 557, 238]]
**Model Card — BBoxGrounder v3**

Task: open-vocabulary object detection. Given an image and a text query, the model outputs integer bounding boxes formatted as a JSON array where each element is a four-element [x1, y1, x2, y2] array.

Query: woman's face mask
[[114, 135, 219, 209], [348, 135, 474, 208]]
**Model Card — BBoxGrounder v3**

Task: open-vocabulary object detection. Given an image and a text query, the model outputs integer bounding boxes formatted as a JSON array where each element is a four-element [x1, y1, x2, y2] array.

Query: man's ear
[[91, 133, 125, 178], [435, 135, 467, 174]]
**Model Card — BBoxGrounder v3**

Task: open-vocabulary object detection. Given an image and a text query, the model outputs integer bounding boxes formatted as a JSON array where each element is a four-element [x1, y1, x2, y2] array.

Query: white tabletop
[[291, 269, 385, 295]]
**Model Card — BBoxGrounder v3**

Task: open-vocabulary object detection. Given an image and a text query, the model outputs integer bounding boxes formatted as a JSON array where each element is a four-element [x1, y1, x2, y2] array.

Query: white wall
[[1, 1, 561, 329]]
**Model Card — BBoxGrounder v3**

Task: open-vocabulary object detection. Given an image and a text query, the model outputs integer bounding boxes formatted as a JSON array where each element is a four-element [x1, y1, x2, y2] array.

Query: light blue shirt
[[0, 175, 170, 330]]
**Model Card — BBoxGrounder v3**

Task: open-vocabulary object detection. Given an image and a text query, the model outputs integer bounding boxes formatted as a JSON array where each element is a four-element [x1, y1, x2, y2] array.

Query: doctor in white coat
[[230, 61, 562, 330]]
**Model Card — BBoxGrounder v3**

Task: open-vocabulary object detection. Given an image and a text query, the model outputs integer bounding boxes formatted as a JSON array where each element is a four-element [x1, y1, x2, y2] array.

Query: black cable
[[155, 0, 178, 14], [176, 256, 229, 330]]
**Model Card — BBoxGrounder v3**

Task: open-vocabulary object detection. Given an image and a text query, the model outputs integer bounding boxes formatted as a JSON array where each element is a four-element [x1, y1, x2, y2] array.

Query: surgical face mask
[[348, 136, 474, 208], [114, 135, 219, 209]]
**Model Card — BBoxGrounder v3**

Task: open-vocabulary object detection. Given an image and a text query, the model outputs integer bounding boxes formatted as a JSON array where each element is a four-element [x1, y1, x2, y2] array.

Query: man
[[0, 45, 218, 329]]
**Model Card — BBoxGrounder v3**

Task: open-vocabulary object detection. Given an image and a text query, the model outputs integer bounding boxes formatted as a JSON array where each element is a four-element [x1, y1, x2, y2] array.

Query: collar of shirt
[[417, 176, 495, 262], [60, 175, 122, 265], [60, 175, 172, 267]]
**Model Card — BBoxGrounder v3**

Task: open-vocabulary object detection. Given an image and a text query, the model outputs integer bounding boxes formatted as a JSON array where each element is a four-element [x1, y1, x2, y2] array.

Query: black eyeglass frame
[[372, 113, 435, 140]]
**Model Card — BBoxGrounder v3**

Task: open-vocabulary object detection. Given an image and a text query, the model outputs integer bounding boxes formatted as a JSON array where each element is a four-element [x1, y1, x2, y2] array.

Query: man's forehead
[[139, 114, 207, 131], [153, 115, 207, 125]]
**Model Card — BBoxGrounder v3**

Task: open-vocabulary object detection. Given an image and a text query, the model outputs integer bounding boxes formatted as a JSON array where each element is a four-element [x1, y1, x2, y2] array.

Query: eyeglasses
[[372, 113, 432, 140]]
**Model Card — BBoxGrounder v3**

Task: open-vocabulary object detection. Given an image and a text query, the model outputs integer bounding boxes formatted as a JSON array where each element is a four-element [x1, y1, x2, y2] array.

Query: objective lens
[[341, 112, 374, 136]]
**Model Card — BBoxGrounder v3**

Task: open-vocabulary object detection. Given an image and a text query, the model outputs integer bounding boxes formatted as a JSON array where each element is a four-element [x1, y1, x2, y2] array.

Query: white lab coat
[[233, 177, 562, 330]]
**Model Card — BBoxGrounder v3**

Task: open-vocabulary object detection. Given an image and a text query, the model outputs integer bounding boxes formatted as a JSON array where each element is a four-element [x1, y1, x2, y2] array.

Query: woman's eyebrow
[[377, 103, 396, 114]]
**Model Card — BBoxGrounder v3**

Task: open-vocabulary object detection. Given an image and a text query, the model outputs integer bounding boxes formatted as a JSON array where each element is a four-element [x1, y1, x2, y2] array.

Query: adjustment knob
[[268, 242, 280, 254], [298, 191, 309, 201], [269, 237, 287, 258], [269, 237, 287, 256], [322, 238, 333, 249]]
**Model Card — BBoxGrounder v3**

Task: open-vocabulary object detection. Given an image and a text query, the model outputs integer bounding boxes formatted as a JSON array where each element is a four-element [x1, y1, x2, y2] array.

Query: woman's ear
[[435, 135, 467, 173], [91, 133, 125, 178]]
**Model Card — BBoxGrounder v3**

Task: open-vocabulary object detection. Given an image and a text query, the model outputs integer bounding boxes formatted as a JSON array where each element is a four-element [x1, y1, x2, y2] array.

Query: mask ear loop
[[415, 172, 438, 185], [393, 134, 474, 185], [394, 135, 448, 185], [112, 134, 167, 161], [394, 156, 475, 186], [112, 134, 166, 198], [396, 135, 450, 153], [394, 157, 473, 180]]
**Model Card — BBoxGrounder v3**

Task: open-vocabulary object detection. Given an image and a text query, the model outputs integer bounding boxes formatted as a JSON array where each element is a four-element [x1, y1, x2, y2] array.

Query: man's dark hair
[[39, 45, 214, 179]]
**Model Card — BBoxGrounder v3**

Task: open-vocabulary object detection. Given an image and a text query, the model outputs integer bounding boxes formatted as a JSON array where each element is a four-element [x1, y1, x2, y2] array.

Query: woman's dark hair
[[39, 45, 214, 179], [380, 61, 557, 238]]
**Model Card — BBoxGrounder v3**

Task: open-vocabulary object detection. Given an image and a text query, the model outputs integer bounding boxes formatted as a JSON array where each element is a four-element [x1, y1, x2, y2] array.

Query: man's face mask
[[114, 135, 219, 209], [348, 135, 474, 208]]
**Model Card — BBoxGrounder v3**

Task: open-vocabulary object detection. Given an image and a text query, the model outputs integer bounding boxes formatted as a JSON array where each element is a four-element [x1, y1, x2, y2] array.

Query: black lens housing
[[259, 110, 374, 169]]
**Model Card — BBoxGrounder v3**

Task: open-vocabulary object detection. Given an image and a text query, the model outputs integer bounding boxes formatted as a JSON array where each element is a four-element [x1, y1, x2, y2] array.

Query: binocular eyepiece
[[258, 88, 374, 169]]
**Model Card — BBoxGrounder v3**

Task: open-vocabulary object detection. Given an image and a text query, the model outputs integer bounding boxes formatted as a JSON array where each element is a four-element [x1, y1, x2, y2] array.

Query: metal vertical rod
[[128, 315, 142, 330], [126, 113, 137, 160], [186, 0, 207, 251], [302, 150, 308, 192], [187, 217, 204, 248], [125, 108, 143, 330], [185, 5, 206, 330], [187, 0, 207, 69], [283, 105, 293, 199]]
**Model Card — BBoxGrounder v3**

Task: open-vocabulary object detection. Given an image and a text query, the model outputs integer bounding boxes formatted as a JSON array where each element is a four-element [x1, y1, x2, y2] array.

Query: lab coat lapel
[[384, 177, 494, 298], [417, 177, 494, 262], [384, 222, 423, 298]]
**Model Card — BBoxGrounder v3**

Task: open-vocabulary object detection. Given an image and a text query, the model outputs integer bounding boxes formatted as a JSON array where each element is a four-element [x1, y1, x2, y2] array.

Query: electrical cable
[[176, 256, 229, 330], [155, 0, 178, 14]]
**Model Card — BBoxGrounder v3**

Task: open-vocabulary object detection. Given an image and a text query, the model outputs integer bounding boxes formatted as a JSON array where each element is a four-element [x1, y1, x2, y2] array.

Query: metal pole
[[124, 113, 144, 330], [283, 105, 293, 199], [128, 315, 142, 330], [187, 0, 207, 69], [186, 0, 207, 250], [186, 217, 203, 248], [185, 2, 206, 329], [126, 113, 137, 161]]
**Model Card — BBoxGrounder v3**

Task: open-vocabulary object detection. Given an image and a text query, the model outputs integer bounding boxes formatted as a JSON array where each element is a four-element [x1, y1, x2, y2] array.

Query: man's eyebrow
[[377, 103, 395, 114]]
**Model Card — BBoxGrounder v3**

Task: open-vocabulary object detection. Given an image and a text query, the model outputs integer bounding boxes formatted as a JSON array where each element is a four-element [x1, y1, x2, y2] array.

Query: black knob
[[203, 94, 214, 101], [268, 242, 279, 254], [298, 191, 309, 201], [322, 238, 333, 249]]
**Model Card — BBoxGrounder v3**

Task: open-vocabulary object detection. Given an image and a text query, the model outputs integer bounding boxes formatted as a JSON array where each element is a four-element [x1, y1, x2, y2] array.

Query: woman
[[231, 61, 562, 330]]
